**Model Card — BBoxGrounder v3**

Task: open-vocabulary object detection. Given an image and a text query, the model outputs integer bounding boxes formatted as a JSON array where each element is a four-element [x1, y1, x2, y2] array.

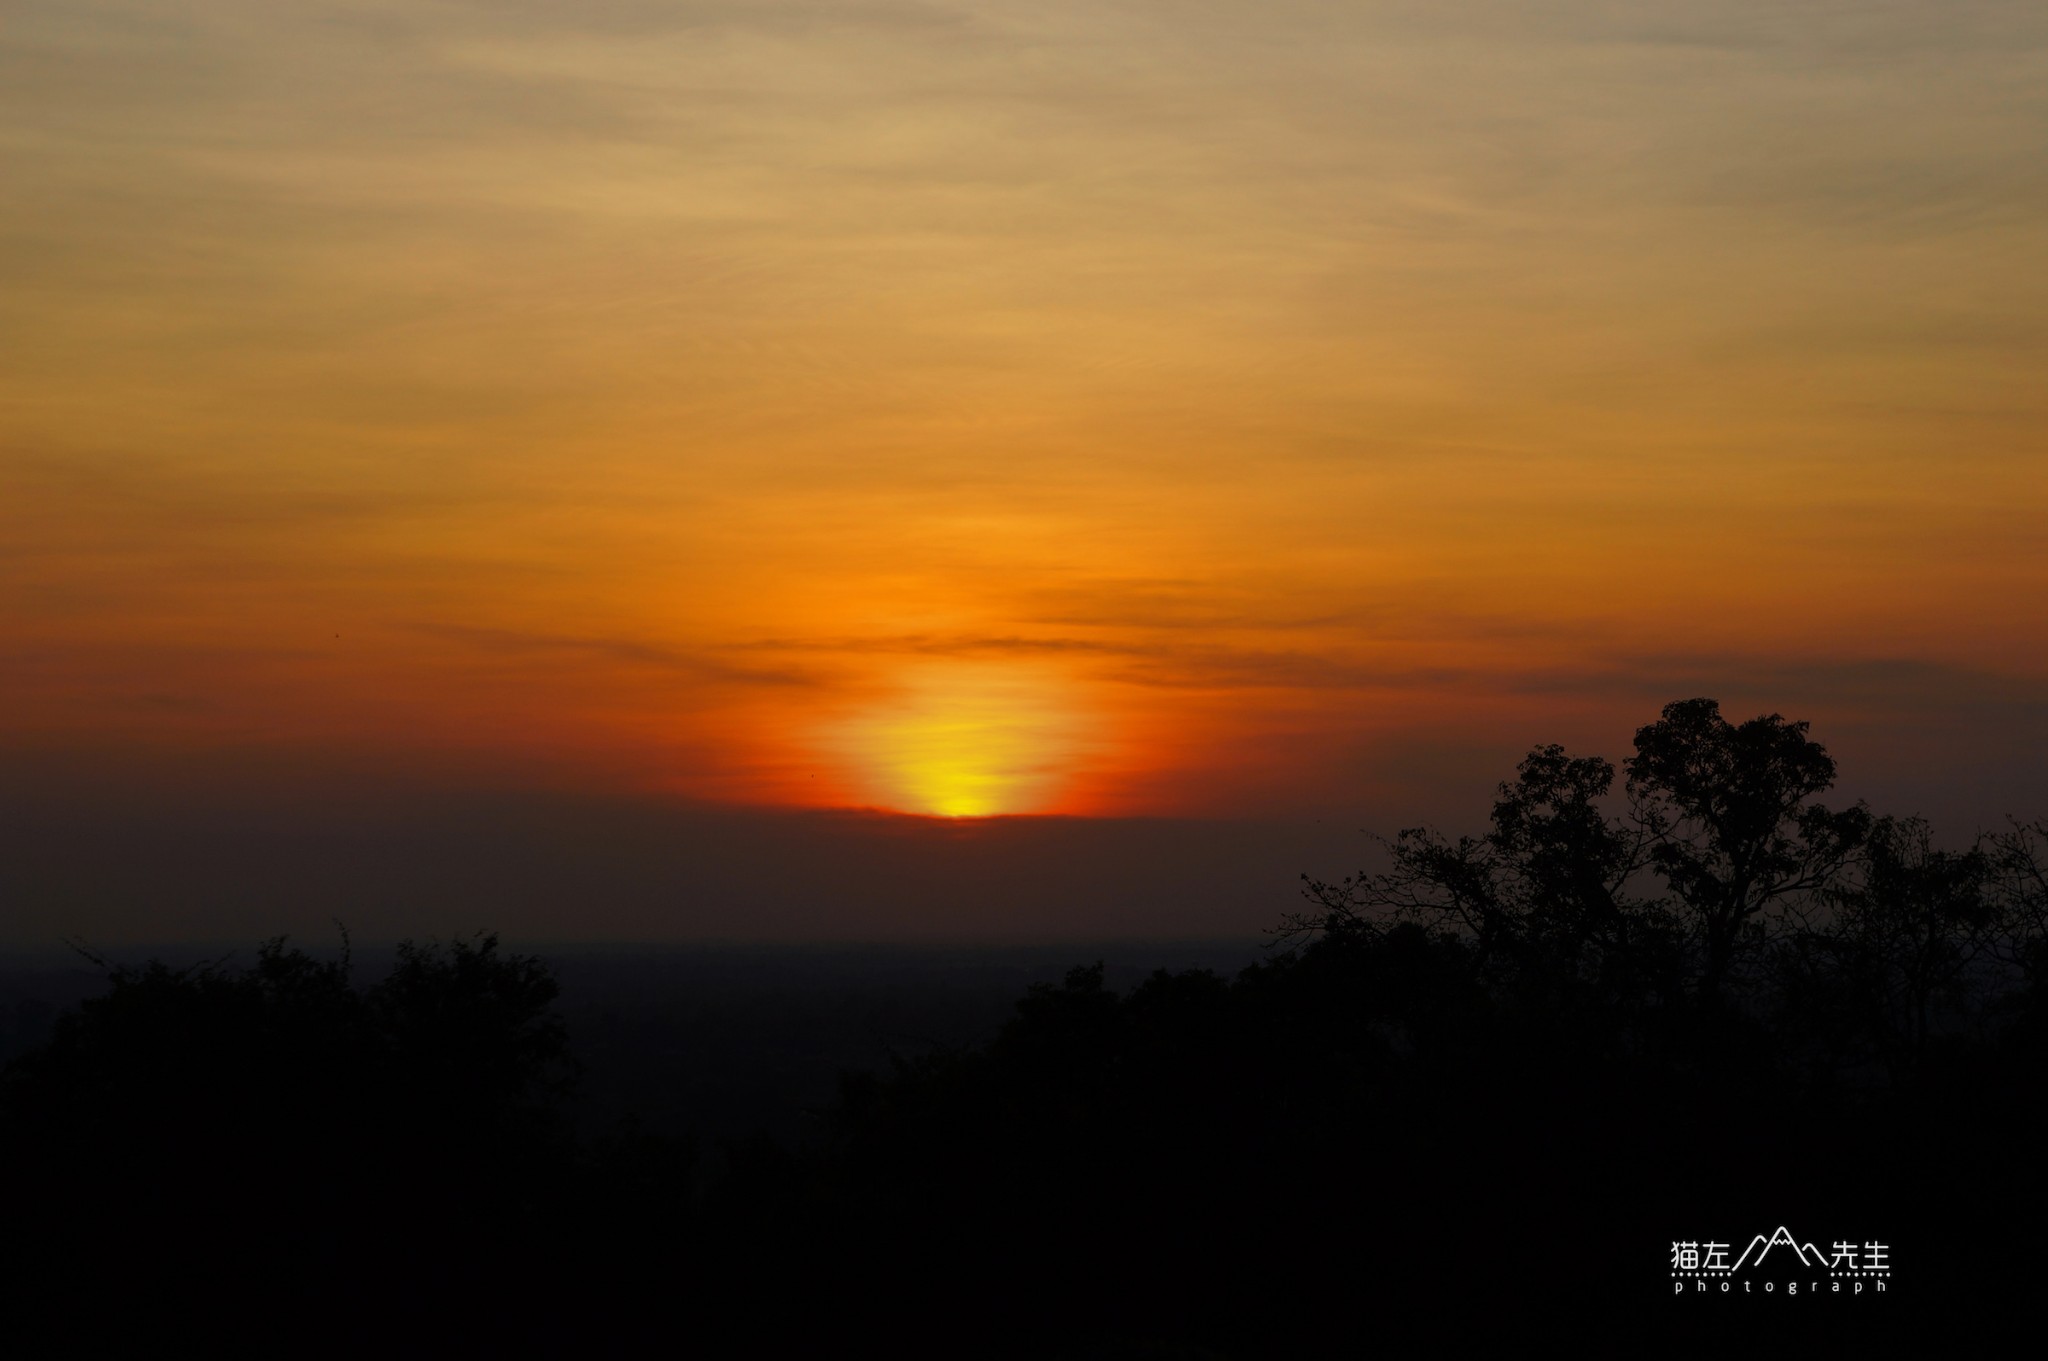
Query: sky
[[4, 2, 2046, 941]]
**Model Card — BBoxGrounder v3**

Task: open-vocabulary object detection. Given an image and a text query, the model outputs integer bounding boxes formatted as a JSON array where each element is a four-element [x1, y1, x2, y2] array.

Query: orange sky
[[4, 1, 2046, 825]]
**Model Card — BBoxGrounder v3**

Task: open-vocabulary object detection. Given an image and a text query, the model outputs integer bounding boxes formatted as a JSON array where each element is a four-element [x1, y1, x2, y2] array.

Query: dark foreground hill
[[2, 928, 2038, 1357], [4, 699, 2045, 1356]]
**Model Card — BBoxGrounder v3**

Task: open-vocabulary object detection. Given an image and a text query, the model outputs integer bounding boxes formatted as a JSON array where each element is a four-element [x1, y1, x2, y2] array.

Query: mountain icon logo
[[1732, 1226, 1830, 1272]]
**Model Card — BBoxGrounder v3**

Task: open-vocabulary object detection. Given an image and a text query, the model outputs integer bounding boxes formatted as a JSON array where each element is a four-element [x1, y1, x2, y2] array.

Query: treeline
[[3, 699, 2044, 1356], [1283, 697, 2048, 1075]]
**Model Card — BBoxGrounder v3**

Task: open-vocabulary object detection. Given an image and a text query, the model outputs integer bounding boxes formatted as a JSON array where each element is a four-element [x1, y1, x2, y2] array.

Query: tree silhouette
[[1841, 816, 1993, 1056], [0, 933, 575, 1341], [1292, 698, 1902, 1026], [1987, 817, 2048, 1046], [1626, 698, 1871, 1004], [1289, 741, 1679, 1018]]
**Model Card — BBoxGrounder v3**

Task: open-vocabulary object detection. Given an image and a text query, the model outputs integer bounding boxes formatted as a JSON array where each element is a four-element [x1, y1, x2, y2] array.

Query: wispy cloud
[[415, 623, 824, 689]]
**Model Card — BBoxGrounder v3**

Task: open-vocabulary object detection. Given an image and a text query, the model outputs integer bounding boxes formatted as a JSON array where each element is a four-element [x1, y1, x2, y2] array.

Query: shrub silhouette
[[0, 933, 575, 1342]]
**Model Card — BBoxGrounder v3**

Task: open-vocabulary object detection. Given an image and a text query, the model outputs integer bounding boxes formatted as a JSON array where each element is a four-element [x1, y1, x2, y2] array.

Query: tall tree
[[1625, 698, 1870, 1004], [1292, 742, 1671, 1009]]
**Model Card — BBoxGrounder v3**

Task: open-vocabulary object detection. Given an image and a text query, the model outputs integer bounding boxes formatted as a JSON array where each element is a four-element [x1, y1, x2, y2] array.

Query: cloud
[[414, 623, 824, 688]]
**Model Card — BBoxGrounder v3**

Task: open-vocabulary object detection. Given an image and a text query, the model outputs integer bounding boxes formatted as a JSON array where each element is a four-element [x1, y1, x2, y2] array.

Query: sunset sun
[[823, 665, 1092, 818]]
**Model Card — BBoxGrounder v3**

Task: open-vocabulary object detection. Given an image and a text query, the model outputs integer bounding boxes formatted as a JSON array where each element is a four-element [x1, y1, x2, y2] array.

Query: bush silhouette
[[0, 933, 576, 1343]]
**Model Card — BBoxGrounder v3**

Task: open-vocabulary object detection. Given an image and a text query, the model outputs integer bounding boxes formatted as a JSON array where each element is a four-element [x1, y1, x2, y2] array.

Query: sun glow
[[824, 664, 1092, 818]]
